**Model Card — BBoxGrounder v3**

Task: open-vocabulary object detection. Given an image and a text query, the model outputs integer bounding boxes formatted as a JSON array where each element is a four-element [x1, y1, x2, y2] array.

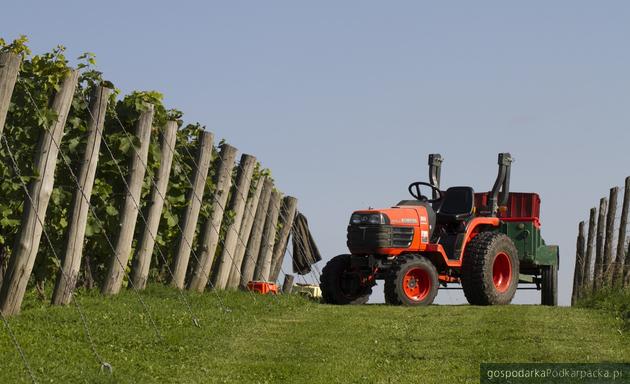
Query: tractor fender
[[458, 217, 501, 259], [422, 217, 501, 268]]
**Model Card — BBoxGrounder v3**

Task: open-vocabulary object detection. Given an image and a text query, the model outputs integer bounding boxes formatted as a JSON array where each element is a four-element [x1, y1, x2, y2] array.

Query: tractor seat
[[437, 186, 475, 224]]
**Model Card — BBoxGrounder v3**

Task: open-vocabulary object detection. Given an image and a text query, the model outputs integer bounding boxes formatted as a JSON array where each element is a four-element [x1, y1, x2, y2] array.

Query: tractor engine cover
[[346, 206, 432, 256]]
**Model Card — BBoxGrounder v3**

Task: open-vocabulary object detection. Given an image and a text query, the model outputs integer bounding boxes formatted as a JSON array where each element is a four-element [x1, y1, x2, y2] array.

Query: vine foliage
[[0, 36, 273, 292]]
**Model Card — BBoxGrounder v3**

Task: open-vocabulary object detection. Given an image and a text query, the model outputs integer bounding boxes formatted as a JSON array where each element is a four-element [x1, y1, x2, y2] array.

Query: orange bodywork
[[352, 206, 500, 267], [353, 206, 431, 255], [424, 217, 500, 267]]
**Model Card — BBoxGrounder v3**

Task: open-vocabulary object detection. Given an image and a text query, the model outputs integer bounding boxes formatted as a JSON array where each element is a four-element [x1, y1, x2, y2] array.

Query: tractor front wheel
[[461, 232, 519, 305], [384, 255, 439, 306], [541, 265, 558, 306], [320, 254, 372, 305]]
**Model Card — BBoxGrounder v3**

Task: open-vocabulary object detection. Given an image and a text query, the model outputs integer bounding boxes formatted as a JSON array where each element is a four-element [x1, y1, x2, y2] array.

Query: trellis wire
[[2, 134, 112, 375], [20, 81, 162, 341], [0, 310, 37, 384]]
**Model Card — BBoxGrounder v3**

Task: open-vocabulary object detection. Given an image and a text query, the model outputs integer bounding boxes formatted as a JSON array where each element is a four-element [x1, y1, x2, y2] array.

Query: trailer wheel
[[320, 254, 371, 305], [541, 265, 558, 306], [384, 254, 439, 306], [461, 232, 519, 305]]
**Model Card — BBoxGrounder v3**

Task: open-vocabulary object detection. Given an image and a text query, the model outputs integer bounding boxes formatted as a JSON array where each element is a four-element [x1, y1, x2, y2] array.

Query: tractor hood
[[347, 205, 433, 255], [350, 207, 422, 227]]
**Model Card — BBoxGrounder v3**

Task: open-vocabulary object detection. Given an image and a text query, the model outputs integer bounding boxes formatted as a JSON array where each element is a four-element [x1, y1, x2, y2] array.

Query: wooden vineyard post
[[0, 52, 21, 138], [571, 221, 585, 305], [269, 196, 298, 282], [580, 207, 597, 296], [212, 154, 256, 290], [592, 197, 608, 293], [603, 187, 618, 285], [52, 85, 112, 305], [282, 274, 294, 294], [239, 178, 273, 288], [131, 121, 178, 289], [613, 177, 630, 286], [253, 190, 282, 282], [0, 69, 79, 316], [101, 104, 154, 295], [171, 131, 214, 289], [188, 144, 238, 292], [226, 177, 266, 289]]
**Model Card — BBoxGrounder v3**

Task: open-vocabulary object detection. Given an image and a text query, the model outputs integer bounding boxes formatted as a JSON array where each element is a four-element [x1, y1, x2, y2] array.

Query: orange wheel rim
[[402, 267, 431, 301], [492, 252, 512, 292]]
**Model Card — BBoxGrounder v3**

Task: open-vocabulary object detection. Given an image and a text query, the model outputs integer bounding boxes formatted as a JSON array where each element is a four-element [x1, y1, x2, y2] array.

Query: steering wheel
[[408, 182, 442, 203]]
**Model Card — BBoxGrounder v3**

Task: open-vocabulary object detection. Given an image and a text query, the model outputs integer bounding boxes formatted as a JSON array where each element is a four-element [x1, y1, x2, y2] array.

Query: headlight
[[368, 214, 384, 225], [349, 213, 390, 225]]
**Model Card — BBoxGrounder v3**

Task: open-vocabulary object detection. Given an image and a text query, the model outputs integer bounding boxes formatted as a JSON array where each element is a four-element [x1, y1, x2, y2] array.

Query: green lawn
[[0, 286, 628, 383]]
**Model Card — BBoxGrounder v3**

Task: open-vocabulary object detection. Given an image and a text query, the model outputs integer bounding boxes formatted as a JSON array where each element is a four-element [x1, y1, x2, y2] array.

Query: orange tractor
[[321, 153, 559, 306]]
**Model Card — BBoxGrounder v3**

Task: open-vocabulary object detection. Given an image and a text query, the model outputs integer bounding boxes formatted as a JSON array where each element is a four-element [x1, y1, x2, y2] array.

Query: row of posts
[[0, 52, 299, 316], [571, 176, 630, 304]]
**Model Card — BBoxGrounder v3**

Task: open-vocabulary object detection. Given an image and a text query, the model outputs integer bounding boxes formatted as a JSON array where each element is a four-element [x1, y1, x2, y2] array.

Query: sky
[[3, 1, 630, 305]]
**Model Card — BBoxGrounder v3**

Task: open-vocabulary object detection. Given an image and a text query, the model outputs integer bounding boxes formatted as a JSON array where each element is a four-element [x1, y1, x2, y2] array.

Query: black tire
[[461, 232, 519, 305], [541, 265, 558, 306], [384, 254, 439, 306], [320, 254, 371, 305]]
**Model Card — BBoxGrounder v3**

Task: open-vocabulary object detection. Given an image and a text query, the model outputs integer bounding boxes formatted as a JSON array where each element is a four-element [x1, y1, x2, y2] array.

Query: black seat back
[[437, 186, 475, 223]]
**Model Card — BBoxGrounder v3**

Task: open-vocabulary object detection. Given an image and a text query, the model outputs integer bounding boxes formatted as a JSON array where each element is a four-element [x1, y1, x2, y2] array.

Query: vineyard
[[1, 35, 629, 383], [0, 36, 318, 323]]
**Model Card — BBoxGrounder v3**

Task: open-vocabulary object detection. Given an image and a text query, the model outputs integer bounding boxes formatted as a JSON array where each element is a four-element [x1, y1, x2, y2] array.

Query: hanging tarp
[[291, 212, 321, 275]]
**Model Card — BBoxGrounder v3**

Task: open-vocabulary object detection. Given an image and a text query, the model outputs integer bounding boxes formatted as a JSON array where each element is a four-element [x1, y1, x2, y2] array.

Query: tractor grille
[[391, 226, 415, 247], [347, 225, 414, 253]]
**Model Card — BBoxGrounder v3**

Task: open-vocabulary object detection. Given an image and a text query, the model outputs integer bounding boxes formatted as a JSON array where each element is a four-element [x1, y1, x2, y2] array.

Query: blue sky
[[4, 1, 630, 305]]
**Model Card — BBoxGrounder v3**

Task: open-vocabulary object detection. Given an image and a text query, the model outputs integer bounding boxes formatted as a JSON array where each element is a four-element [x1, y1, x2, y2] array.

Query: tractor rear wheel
[[384, 255, 439, 306], [461, 232, 519, 305], [541, 265, 558, 306], [320, 254, 372, 305]]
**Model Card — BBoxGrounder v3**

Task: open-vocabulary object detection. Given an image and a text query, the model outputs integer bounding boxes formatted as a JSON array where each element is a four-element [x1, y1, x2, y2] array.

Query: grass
[[0, 285, 628, 383], [578, 287, 630, 331]]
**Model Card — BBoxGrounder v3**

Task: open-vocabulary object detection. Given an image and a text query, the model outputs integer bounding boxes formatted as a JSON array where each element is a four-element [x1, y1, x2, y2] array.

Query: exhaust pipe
[[487, 153, 512, 216], [428, 153, 443, 200]]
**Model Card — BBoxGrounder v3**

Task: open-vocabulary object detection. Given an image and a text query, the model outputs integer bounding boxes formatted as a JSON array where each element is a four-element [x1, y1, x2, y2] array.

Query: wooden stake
[[603, 187, 618, 285], [0, 52, 21, 138], [52, 85, 112, 305], [0, 69, 79, 316], [253, 190, 282, 282], [226, 176, 266, 289], [269, 196, 298, 282], [101, 104, 154, 295], [188, 144, 238, 292], [171, 131, 214, 289], [581, 207, 597, 296], [613, 177, 630, 286], [592, 197, 607, 293], [239, 178, 273, 288], [131, 121, 178, 289], [211, 154, 256, 290], [571, 221, 585, 305], [282, 274, 294, 294]]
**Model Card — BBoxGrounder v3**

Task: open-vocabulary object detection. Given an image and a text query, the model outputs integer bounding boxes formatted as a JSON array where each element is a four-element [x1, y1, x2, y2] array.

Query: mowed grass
[[0, 285, 628, 383]]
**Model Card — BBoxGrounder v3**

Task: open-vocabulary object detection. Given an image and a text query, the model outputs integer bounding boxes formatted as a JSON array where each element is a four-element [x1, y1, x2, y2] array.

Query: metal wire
[[77, 94, 212, 322], [2, 135, 113, 374], [178, 140, 321, 298], [19, 81, 162, 342], [104, 105, 254, 310], [0, 310, 37, 384]]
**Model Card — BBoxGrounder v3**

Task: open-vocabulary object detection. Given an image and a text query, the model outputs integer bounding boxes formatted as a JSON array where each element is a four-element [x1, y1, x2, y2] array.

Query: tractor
[[320, 153, 559, 306]]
